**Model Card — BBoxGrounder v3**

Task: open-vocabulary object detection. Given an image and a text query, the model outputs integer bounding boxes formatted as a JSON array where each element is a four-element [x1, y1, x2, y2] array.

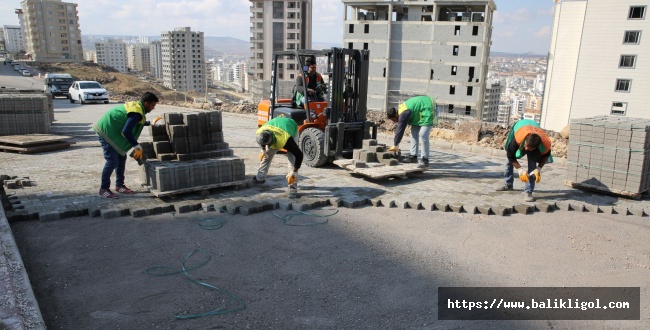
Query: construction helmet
[[256, 130, 273, 146]]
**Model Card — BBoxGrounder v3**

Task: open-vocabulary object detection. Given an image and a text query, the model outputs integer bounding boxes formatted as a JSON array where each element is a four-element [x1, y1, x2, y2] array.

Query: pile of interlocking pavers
[[566, 116, 650, 197], [334, 139, 424, 179], [0, 91, 53, 136], [139, 111, 246, 195]]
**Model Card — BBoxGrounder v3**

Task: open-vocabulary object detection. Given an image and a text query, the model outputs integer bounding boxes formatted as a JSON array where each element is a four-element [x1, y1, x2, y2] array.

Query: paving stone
[[100, 209, 120, 219], [627, 207, 647, 217], [39, 211, 60, 221], [463, 204, 479, 214], [556, 201, 577, 211], [341, 198, 368, 208], [278, 201, 293, 211], [224, 204, 240, 214], [59, 208, 88, 218], [176, 203, 201, 214], [291, 202, 312, 211], [476, 205, 491, 215], [201, 202, 216, 212], [449, 203, 464, 213], [435, 202, 450, 212], [407, 201, 425, 210], [583, 204, 601, 213], [239, 202, 262, 215], [369, 198, 383, 207], [131, 209, 149, 218], [513, 204, 534, 215], [535, 203, 556, 213]]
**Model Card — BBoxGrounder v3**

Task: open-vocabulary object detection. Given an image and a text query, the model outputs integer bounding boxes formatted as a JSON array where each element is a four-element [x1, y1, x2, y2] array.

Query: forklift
[[257, 48, 377, 167]]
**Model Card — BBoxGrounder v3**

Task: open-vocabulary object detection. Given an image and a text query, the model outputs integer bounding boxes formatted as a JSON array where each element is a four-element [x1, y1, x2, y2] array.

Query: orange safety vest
[[514, 125, 552, 156]]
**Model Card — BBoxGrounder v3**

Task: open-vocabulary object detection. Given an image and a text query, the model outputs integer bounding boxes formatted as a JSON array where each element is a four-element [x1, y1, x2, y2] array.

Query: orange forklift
[[257, 48, 377, 167]]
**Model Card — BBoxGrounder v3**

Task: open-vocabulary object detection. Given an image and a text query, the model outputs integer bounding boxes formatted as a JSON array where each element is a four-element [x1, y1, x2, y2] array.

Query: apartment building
[[149, 40, 163, 79], [249, 0, 313, 81], [83, 50, 95, 62], [342, 0, 496, 119], [161, 27, 206, 93], [497, 102, 511, 127], [542, 0, 650, 132], [19, 0, 82, 62], [482, 80, 502, 123], [95, 39, 127, 72], [126, 44, 151, 73], [2, 25, 25, 53]]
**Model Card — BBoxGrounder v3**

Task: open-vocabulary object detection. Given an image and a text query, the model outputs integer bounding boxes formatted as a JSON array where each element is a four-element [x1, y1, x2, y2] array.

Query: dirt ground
[[10, 208, 649, 329]]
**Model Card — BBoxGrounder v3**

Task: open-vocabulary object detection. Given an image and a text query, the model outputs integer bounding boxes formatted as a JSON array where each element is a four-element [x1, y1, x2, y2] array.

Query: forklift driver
[[294, 57, 326, 107]]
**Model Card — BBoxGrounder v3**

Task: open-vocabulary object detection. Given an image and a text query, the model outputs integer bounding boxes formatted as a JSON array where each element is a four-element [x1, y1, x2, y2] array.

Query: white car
[[69, 81, 109, 104], [21, 69, 31, 77]]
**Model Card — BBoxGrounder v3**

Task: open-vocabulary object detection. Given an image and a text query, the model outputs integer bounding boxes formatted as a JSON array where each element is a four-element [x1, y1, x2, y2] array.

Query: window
[[465, 106, 471, 115], [628, 6, 646, 19], [624, 31, 641, 44], [453, 45, 459, 56], [348, 42, 353, 49], [454, 26, 460, 35], [472, 26, 479, 36], [619, 55, 636, 68], [349, 24, 354, 33], [363, 43, 368, 50], [611, 102, 627, 115], [273, 1, 284, 19], [470, 46, 477, 56], [450, 85, 455, 94], [451, 66, 457, 75], [448, 104, 454, 113], [364, 24, 369, 33], [615, 79, 631, 92], [467, 86, 473, 96]]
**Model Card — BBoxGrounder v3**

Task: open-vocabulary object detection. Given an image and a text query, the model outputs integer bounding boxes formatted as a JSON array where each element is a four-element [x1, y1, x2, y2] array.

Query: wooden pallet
[[0, 134, 73, 154], [564, 180, 646, 200], [145, 179, 249, 197], [334, 159, 425, 179]]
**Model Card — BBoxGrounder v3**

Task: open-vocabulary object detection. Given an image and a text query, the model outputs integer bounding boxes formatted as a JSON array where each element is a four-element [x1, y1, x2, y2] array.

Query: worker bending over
[[387, 95, 437, 169], [496, 119, 553, 202], [254, 117, 304, 197]]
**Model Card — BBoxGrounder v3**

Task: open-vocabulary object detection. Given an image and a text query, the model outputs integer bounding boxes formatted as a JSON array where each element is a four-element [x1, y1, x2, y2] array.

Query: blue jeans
[[410, 125, 432, 160], [504, 155, 537, 193], [99, 136, 126, 190]]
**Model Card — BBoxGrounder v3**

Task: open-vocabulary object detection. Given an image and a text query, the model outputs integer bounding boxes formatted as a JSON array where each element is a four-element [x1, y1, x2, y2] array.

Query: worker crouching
[[254, 117, 304, 198]]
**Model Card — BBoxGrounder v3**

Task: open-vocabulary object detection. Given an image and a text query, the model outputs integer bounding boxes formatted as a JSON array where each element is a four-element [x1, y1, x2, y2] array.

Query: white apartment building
[[15, 9, 29, 52], [497, 102, 511, 127], [482, 80, 502, 123], [342, 0, 496, 119], [3, 25, 25, 53], [95, 39, 127, 72], [127, 44, 151, 73], [161, 27, 206, 93], [83, 50, 95, 62], [149, 41, 163, 79], [249, 0, 313, 81], [20, 0, 83, 62], [542, 0, 650, 132]]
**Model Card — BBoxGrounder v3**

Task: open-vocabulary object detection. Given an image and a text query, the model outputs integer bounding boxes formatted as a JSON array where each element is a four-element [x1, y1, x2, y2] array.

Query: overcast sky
[[0, 0, 554, 54]]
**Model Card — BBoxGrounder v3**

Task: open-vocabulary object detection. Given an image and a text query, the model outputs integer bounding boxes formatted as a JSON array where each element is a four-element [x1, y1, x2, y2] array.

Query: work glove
[[388, 146, 399, 153], [532, 167, 542, 183], [259, 151, 269, 161], [132, 144, 143, 161], [286, 171, 297, 185], [517, 168, 528, 183], [151, 116, 163, 126]]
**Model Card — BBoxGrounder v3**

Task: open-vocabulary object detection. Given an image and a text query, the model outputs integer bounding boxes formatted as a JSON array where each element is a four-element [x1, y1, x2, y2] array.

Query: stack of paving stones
[[567, 116, 650, 196], [139, 111, 246, 194], [350, 139, 399, 168], [0, 93, 51, 135]]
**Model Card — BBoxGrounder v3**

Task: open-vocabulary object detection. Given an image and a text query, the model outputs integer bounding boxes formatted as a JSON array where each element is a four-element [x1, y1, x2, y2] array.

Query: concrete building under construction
[[342, 0, 496, 119]]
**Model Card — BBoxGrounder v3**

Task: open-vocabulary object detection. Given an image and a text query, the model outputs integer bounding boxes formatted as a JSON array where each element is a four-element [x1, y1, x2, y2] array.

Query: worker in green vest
[[496, 119, 553, 202], [92, 92, 160, 199], [254, 117, 304, 198], [387, 95, 438, 168]]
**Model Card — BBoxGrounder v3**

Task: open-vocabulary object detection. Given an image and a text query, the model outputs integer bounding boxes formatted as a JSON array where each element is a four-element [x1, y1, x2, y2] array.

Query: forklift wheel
[[299, 127, 328, 167]]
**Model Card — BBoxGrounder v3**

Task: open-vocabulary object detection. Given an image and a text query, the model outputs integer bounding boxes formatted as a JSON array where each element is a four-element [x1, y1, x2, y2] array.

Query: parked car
[[68, 81, 109, 104], [21, 69, 31, 77]]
